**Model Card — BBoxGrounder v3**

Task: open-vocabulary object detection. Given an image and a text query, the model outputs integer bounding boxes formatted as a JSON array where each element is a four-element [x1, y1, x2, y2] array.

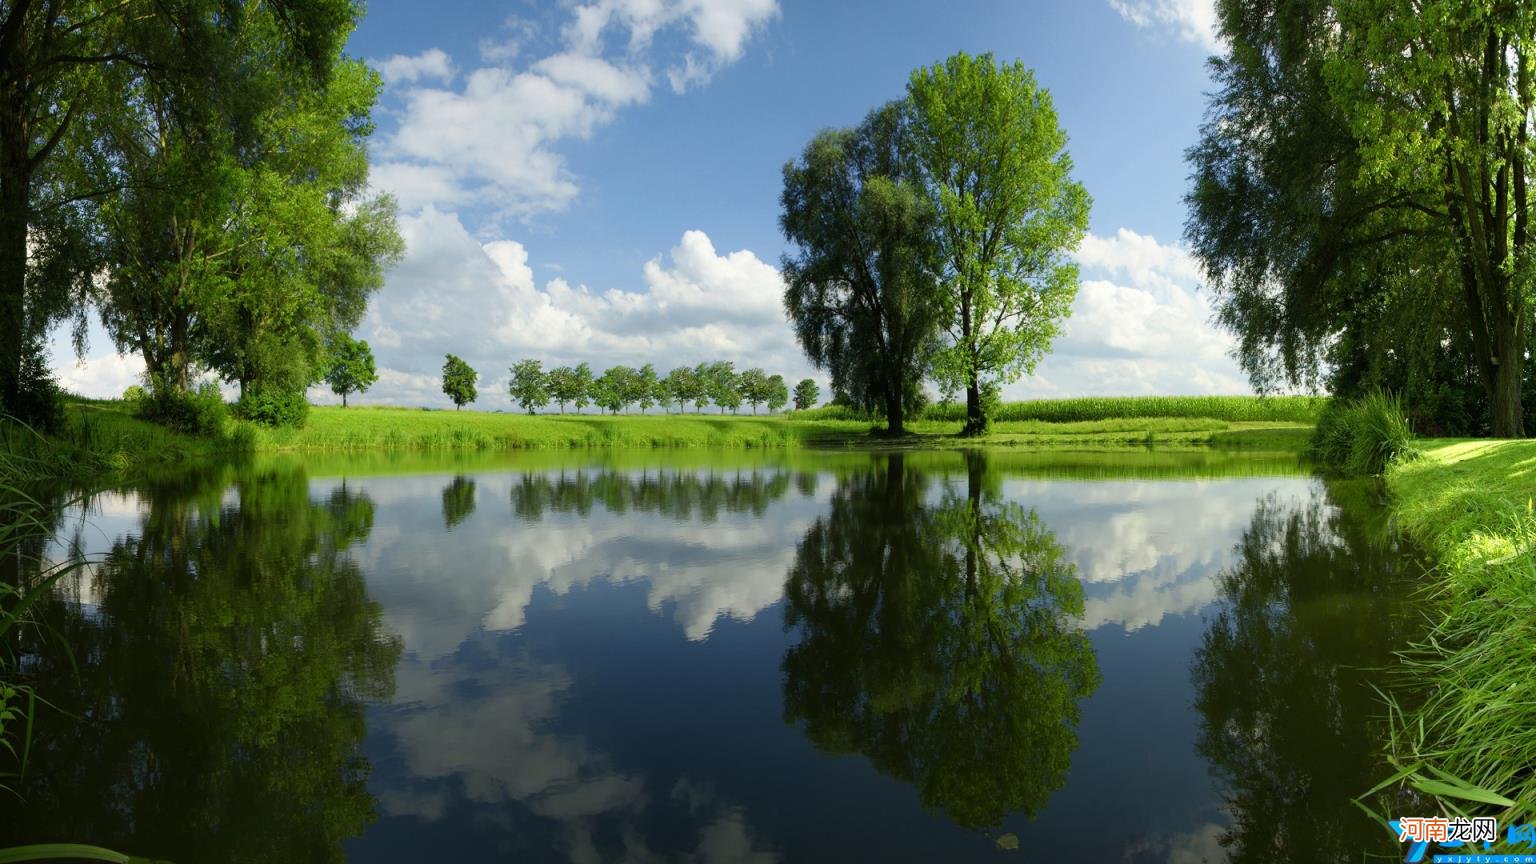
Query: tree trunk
[[962, 378, 984, 436], [885, 383, 904, 435], [0, 84, 30, 412], [1489, 311, 1525, 437], [342, 393, 348, 408]]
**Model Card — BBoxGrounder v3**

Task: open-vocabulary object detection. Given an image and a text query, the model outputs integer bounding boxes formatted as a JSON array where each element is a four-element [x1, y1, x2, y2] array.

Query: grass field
[[247, 404, 1313, 452], [5, 395, 1319, 483], [1378, 439, 1536, 820]]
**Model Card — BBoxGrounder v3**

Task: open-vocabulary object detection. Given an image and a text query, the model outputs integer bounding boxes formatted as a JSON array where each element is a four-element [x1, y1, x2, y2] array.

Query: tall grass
[[1364, 441, 1536, 827], [1310, 391, 1416, 475]]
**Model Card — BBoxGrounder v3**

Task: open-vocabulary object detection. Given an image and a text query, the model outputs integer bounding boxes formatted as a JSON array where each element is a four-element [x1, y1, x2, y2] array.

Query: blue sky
[[51, 0, 1244, 408]]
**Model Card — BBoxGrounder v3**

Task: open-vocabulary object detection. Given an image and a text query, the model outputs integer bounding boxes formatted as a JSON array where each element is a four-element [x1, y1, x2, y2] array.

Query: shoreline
[[1378, 439, 1536, 818]]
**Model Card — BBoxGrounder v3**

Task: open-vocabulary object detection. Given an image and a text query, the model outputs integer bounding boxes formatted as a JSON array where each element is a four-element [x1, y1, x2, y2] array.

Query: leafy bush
[[1308, 390, 1416, 475], [4, 349, 65, 432], [137, 381, 228, 436], [122, 384, 147, 404], [237, 385, 310, 428]]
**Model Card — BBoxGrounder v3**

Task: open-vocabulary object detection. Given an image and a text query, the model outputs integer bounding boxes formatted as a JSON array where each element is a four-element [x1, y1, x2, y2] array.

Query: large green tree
[[905, 52, 1091, 436], [0, 0, 362, 422], [91, 41, 401, 408], [781, 103, 944, 435], [1188, 0, 1536, 437]]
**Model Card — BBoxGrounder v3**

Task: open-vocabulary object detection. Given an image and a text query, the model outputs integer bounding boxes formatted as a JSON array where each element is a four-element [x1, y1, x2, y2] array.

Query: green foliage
[[508, 359, 550, 414], [324, 334, 378, 408], [666, 366, 707, 413], [4, 347, 64, 433], [571, 363, 594, 413], [781, 103, 942, 434], [705, 361, 742, 413], [236, 384, 310, 429], [78, 9, 400, 417], [766, 374, 789, 414], [440, 354, 478, 410], [546, 365, 584, 413], [793, 378, 820, 411], [737, 367, 769, 414], [121, 385, 147, 404], [137, 380, 229, 436], [1187, 0, 1534, 436], [1309, 391, 1416, 476], [905, 52, 1090, 435], [636, 363, 659, 412]]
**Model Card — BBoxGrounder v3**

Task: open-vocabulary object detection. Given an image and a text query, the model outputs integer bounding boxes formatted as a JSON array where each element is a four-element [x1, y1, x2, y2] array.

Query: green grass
[[7, 395, 1319, 483], [1, 398, 246, 481], [798, 394, 1327, 424], [1375, 439, 1536, 822], [245, 404, 1312, 453]]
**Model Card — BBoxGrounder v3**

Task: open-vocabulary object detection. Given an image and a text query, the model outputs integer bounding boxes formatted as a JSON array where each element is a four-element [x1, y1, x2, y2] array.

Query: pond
[[4, 448, 1424, 862]]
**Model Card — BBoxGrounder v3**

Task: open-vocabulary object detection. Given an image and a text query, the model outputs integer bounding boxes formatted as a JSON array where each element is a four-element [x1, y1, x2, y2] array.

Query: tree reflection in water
[[781, 452, 1100, 831], [1191, 481, 1424, 863], [441, 474, 477, 528], [510, 467, 792, 521], [0, 463, 401, 863]]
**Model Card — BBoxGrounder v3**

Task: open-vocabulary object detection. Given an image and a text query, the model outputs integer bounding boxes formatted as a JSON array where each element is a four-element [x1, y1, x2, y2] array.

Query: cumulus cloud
[[341, 214, 814, 410], [374, 48, 457, 86], [373, 0, 779, 216], [1008, 227, 1249, 399], [1108, 0, 1221, 52]]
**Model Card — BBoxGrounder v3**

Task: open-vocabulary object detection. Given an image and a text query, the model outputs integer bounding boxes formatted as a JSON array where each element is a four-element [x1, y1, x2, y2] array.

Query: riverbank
[[1381, 439, 1536, 817]]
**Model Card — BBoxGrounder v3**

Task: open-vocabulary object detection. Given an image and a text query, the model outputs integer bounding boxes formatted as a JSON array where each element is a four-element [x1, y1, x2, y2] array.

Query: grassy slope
[[1383, 439, 1536, 816]]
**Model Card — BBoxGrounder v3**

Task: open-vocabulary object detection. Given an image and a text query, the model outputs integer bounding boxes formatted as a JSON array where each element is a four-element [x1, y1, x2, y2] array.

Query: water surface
[[7, 449, 1423, 862]]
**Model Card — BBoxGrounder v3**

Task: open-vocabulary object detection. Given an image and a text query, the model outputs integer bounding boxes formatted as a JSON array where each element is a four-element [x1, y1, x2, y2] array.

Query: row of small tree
[[441, 355, 821, 415]]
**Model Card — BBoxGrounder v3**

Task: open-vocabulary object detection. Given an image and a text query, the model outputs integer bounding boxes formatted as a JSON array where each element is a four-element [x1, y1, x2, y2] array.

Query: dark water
[[6, 449, 1424, 862]]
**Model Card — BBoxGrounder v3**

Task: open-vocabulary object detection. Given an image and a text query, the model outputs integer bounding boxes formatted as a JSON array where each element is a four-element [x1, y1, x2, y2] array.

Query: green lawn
[[1379, 439, 1536, 819]]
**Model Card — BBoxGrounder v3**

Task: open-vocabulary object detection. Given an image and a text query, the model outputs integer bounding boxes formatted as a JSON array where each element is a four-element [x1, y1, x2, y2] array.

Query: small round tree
[[442, 354, 478, 410], [793, 378, 820, 411], [325, 334, 378, 408]]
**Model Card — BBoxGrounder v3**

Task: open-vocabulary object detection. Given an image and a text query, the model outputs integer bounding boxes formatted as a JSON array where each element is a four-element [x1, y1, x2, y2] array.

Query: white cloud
[[1007, 227, 1249, 399], [374, 48, 457, 86], [354, 215, 814, 410], [374, 0, 778, 216], [50, 346, 144, 399], [1108, 0, 1221, 51]]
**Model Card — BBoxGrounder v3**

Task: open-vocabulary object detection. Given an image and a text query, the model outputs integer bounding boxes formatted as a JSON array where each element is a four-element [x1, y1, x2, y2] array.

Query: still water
[[7, 449, 1422, 862]]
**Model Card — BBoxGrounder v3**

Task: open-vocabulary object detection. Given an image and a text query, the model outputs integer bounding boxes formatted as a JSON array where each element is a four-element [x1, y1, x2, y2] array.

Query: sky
[[47, 0, 1244, 410]]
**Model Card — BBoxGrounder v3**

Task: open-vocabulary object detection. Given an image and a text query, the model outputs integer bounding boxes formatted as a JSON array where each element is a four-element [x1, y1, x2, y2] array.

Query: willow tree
[[0, 0, 357, 422], [1189, 0, 1536, 437], [905, 52, 1090, 436], [781, 103, 943, 435]]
